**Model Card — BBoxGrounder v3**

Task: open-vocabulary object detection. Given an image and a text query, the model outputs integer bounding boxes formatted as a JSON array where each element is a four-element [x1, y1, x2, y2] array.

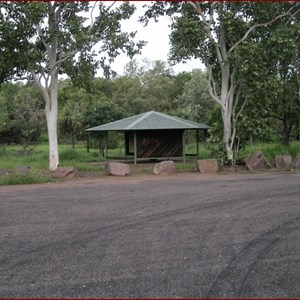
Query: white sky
[[98, 1, 205, 76]]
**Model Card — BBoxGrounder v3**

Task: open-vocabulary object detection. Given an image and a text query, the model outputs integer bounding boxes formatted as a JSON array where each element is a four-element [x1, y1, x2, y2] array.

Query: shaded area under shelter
[[86, 111, 210, 164]]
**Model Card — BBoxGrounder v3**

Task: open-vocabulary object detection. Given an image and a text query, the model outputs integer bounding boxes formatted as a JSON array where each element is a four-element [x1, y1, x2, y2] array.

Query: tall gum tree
[[0, 2, 144, 170], [142, 2, 299, 162]]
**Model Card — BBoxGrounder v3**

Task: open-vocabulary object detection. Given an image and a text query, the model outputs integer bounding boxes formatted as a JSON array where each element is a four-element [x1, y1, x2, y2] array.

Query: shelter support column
[[105, 131, 108, 162], [196, 130, 199, 159], [182, 131, 186, 163], [86, 133, 90, 153], [134, 131, 137, 165]]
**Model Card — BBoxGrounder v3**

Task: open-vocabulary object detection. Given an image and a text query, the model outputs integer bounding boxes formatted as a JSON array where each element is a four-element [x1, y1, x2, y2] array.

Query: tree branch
[[228, 4, 300, 55], [90, 1, 97, 27], [36, 24, 51, 56], [30, 70, 50, 108], [234, 84, 245, 121], [225, 68, 236, 107], [188, 1, 223, 63], [206, 65, 224, 108]]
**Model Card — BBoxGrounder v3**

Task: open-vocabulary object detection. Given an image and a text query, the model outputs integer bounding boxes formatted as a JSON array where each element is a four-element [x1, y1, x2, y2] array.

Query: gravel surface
[[0, 172, 300, 298]]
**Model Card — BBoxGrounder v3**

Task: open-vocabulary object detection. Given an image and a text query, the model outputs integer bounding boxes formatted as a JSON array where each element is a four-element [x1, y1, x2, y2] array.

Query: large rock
[[15, 165, 30, 175], [53, 166, 79, 179], [105, 162, 130, 176], [275, 155, 292, 169], [153, 161, 176, 175], [196, 159, 219, 174], [245, 151, 272, 170], [291, 153, 300, 169]]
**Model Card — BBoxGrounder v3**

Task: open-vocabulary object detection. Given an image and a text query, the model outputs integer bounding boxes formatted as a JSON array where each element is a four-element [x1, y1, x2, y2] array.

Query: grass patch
[[1, 140, 299, 186], [0, 174, 56, 186], [75, 163, 105, 172], [186, 143, 213, 159], [136, 166, 153, 174], [0, 143, 105, 170], [176, 162, 196, 171], [238, 141, 300, 165]]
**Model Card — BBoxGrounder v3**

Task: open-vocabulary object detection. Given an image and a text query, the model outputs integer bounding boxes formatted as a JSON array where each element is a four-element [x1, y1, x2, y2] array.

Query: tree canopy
[[0, 1, 145, 170], [141, 1, 300, 162]]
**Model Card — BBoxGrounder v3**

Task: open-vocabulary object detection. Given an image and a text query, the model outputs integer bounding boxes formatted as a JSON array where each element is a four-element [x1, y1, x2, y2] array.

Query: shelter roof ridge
[[86, 110, 210, 131], [126, 111, 153, 130], [154, 111, 199, 128]]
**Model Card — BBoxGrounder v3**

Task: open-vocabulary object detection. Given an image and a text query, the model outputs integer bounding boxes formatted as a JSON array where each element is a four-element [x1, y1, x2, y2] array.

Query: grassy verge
[[0, 143, 105, 170], [238, 141, 300, 165], [176, 162, 196, 171], [1, 141, 299, 186], [0, 174, 57, 186]]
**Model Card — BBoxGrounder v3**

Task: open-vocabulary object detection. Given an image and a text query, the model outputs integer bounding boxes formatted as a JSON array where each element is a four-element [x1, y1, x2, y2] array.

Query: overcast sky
[[98, 1, 205, 76]]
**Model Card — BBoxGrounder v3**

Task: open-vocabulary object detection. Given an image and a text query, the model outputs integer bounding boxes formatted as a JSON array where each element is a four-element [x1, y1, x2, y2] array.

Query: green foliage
[[1, 2, 145, 82], [1, 2, 146, 170], [205, 108, 228, 164], [82, 100, 127, 129], [0, 83, 45, 145], [173, 69, 214, 123], [171, 71, 192, 99], [0, 2, 45, 82], [112, 59, 178, 115], [112, 75, 146, 115], [141, 1, 300, 161], [236, 6, 300, 147], [140, 60, 175, 113]]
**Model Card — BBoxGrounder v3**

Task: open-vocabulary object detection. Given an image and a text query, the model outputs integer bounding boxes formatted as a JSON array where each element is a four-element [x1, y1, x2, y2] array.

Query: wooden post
[[86, 133, 90, 153], [98, 135, 101, 155], [134, 131, 137, 165], [182, 130, 186, 163], [196, 129, 199, 160], [105, 131, 108, 162], [124, 131, 127, 159]]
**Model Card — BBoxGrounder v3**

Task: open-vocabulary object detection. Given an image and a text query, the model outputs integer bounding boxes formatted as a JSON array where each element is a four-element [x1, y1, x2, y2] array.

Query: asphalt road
[[0, 172, 300, 298]]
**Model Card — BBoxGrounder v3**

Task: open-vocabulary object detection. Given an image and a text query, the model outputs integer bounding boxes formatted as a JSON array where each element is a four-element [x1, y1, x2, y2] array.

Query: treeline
[[0, 59, 299, 149]]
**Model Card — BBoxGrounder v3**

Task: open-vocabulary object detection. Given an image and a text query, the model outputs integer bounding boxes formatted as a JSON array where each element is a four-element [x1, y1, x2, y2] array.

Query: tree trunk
[[220, 61, 234, 162], [46, 111, 59, 170], [222, 108, 234, 161], [44, 2, 60, 171], [45, 85, 59, 171]]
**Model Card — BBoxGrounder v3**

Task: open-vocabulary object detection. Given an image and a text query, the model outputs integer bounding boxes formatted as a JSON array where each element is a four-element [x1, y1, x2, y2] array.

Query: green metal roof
[[86, 111, 210, 132]]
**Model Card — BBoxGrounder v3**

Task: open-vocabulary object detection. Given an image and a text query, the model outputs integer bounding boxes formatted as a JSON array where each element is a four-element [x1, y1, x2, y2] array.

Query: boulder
[[275, 155, 292, 169], [245, 151, 272, 170], [153, 161, 176, 175], [196, 159, 219, 174], [15, 165, 30, 175], [291, 153, 300, 170], [53, 166, 79, 179], [105, 162, 130, 176]]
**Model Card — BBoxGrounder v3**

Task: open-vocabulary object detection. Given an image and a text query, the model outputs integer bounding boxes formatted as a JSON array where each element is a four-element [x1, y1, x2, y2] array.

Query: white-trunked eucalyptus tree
[[142, 2, 299, 163], [0, 1, 144, 170]]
